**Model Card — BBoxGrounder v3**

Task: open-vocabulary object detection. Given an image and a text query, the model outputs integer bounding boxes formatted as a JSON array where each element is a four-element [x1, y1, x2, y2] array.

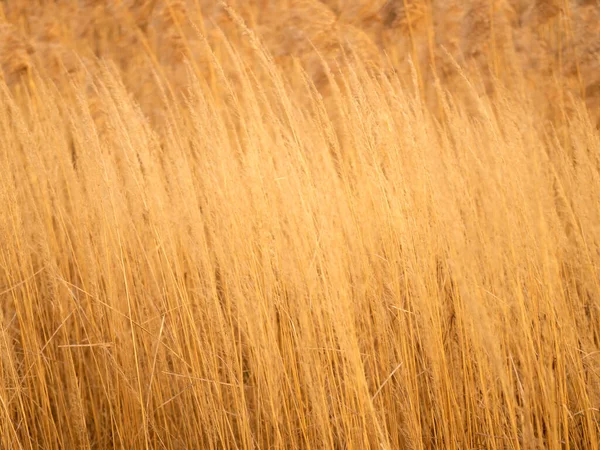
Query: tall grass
[[0, 1, 599, 449]]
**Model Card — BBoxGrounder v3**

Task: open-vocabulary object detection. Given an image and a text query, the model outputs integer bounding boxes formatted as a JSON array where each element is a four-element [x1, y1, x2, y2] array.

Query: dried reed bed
[[1, 1, 600, 449]]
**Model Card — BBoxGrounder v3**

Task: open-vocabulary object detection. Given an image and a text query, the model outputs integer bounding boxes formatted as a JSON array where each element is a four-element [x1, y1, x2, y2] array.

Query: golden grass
[[1, 1, 599, 449]]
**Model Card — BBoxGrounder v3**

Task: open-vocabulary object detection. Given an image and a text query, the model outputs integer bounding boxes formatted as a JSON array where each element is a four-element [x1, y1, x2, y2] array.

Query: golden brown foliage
[[0, 1, 599, 449]]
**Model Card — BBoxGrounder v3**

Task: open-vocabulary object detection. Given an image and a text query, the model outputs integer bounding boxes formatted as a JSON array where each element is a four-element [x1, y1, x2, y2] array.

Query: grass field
[[1, 1, 599, 449]]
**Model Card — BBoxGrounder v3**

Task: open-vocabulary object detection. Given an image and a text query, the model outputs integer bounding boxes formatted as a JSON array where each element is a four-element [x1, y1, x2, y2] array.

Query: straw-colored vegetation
[[1, 1, 599, 449]]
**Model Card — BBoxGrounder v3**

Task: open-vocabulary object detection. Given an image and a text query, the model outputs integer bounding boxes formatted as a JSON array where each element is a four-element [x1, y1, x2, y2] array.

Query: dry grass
[[1, 1, 599, 449]]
